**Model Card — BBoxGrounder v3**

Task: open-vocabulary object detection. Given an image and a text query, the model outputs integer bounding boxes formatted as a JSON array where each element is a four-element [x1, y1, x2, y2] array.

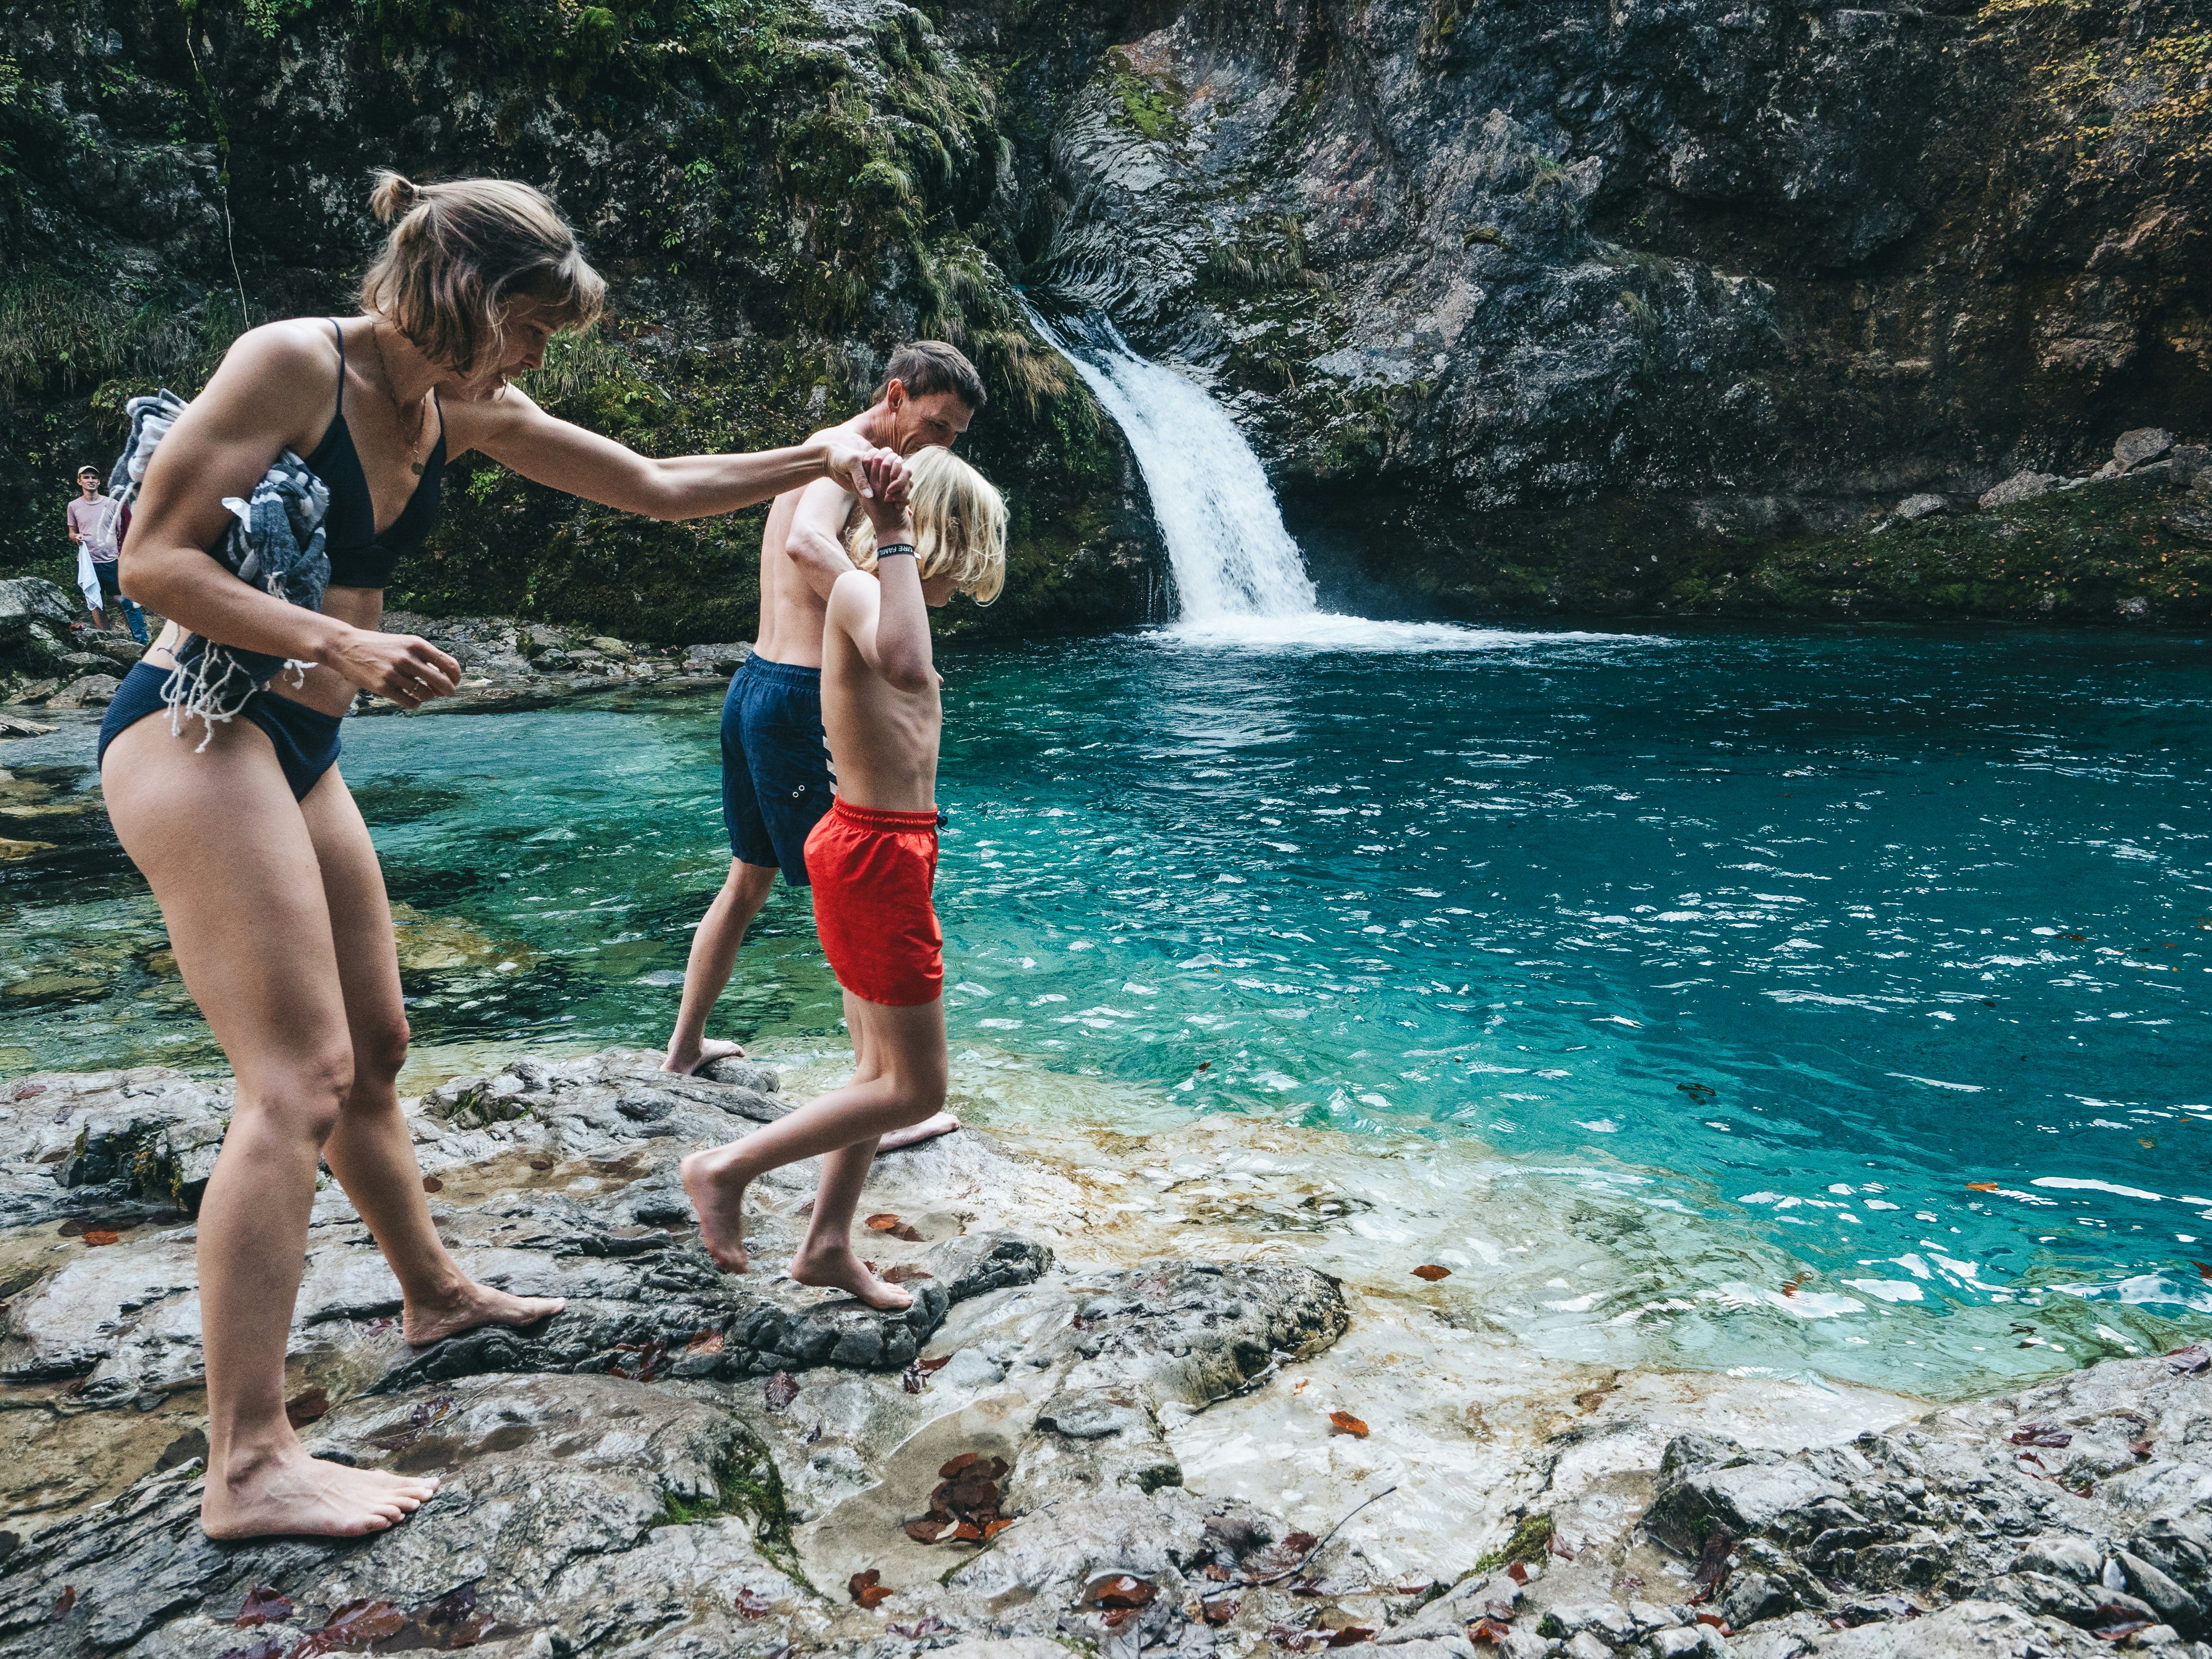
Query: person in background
[[67, 464, 147, 643]]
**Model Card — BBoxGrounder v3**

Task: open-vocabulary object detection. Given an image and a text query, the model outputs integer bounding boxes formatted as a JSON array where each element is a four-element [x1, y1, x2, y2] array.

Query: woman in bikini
[[103, 171, 901, 1542]]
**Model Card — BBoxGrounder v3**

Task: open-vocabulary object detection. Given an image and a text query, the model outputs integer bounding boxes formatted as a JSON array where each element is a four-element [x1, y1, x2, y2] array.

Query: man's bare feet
[[681, 1147, 752, 1273], [790, 1239, 914, 1311], [878, 1110, 960, 1152], [202, 1444, 439, 1540], [402, 1281, 566, 1349], [662, 1036, 747, 1076]]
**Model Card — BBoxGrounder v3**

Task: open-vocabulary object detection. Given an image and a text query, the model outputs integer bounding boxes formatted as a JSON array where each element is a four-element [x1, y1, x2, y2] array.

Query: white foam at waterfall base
[[1029, 305, 1646, 653]]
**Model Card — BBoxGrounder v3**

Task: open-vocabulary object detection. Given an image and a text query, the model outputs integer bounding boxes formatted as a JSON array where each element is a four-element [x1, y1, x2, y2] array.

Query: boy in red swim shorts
[[682, 446, 1008, 1309]]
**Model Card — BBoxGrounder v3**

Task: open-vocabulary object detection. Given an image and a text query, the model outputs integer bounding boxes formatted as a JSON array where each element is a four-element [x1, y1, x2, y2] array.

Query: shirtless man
[[681, 445, 1008, 1306], [662, 343, 984, 1128]]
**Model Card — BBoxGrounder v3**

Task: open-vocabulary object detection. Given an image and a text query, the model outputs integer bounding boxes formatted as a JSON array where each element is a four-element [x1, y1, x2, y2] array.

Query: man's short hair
[[878, 341, 985, 412]]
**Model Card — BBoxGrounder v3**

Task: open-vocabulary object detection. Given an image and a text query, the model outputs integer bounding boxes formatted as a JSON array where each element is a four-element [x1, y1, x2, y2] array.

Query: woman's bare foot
[[403, 1281, 566, 1349], [202, 1444, 439, 1540], [790, 1239, 914, 1311], [878, 1111, 960, 1152], [681, 1147, 752, 1272], [662, 1036, 746, 1076]]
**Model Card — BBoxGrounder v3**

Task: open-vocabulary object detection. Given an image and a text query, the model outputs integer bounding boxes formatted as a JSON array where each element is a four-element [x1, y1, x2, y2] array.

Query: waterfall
[[1026, 302, 1573, 651], [1026, 308, 1318, 624]]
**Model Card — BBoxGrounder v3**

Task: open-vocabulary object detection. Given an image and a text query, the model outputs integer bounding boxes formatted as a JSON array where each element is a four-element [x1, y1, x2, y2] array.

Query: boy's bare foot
[[662, 1036, 746, 1075], [681, 1147, 752, 1272], [202, 1445, 439, 1540], [790, 1240, 914, 1311], [403, 1282, 566, 1349], [877, 1110, 959, 1152]]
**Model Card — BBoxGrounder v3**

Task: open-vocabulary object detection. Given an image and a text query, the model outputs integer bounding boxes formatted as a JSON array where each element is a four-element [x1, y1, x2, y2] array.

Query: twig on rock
[[1238, 1485, 1400, 1587]]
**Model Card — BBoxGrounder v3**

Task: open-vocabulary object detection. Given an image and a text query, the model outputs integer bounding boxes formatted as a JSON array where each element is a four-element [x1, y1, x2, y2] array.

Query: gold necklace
[[367, 322, 431, 477]]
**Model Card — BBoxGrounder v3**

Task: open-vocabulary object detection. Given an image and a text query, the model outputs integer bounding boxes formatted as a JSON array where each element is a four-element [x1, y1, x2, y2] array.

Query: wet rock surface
[[4, 1046, 2208, 1656], [362, 614, 746, 716]]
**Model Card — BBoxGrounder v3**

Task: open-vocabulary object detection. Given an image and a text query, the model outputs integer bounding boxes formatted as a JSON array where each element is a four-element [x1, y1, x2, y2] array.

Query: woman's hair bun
[[369, 169, 424, 223]]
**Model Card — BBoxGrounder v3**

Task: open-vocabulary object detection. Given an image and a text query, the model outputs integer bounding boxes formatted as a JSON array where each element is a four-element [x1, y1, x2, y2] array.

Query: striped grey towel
[[108, 389, 331, 740]]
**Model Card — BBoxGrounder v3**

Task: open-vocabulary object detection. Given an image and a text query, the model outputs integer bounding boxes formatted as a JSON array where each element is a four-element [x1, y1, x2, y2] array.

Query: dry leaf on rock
[[284, 1388, 331, 1428], [1411, 1264, 1451, 1282], [294, 1597, 406, 1655], [848, 1569, 894, 1610], [733, 1588, 773, 1619], [764, 1370, 800, 1411], [1328, 1411, 1369, 1437], [233, 1585, 293, 1627]]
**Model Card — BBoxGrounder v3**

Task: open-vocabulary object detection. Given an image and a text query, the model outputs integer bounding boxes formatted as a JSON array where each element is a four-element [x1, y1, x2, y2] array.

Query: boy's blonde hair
[[847, 446, 1007, 606], [359, 170, 606, 379]]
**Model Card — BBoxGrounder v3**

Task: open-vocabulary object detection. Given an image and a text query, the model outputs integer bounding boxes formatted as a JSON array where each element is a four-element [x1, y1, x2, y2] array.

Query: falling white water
[[1027, 305, 1635, 653]]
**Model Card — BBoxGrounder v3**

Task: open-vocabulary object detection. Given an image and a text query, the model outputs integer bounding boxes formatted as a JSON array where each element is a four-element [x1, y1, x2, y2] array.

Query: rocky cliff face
[[1011, 0, 2212, 612], [3, 0, 2206, 630], [0, 0, 1161, 641]]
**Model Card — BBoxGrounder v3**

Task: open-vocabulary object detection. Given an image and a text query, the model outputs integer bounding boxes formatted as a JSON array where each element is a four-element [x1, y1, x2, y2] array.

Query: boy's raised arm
[[830, 494, 933, 693]]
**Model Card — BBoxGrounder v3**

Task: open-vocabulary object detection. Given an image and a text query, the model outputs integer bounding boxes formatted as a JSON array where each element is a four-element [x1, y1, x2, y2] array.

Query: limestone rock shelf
[[1, 1050, 2207, 1657]]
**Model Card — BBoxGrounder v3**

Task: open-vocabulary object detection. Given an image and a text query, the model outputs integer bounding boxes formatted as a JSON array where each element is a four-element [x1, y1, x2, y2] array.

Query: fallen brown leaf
[[1081, 1573, 1158, 1610], [1328, 1411, 1370, 1438], [848, 1569, 893, 1610], [82, 1230, 120, 1248], [2009, 1423, 2073, 1448], [1471, 1617, 1512, 1644], [1203, 1594, 1241, 1626], [1506, 1562, 1530, 1586], [421, 1176, 444, 1193], [865, 1212, 925, 1241], [293, 1597, 406, 1655], [526, 1156, 554, 1172], [904, 1518, 954, 1544], [764, 1371, 799, 1412], [733, 1588, 773, 1619], [52, 1586, 76, 1620], [1328, 1630, 1376, 1648], [234, 1585, 293, 1627], [1411, 1264, 1451, 1282], [408, 1583, 494, 1648], [882, 1264, 934, 1284], [284, 1387, 331, 1428], [687, 1329, 724, 1357], [1966, 1182, 1999, 1192]]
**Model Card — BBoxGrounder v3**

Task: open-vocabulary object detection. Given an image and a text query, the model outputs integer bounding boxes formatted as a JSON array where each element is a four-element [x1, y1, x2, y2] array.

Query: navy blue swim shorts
[[720, 655, 833, 885]]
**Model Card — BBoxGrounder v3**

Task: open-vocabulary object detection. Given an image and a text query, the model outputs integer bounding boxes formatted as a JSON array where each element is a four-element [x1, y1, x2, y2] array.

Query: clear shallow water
[[6, 623, 2211, 1395]]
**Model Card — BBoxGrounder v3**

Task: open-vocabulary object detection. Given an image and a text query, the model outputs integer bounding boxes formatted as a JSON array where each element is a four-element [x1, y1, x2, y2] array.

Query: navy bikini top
[[305, 319, 446, 589]]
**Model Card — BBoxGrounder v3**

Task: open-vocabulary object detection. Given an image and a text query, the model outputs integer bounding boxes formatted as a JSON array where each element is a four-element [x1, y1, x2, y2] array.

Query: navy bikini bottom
[[98, 660, 344, 801]]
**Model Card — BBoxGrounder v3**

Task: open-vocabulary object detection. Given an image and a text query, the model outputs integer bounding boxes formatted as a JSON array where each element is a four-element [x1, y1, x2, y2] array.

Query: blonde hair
[[847, 447, 1008, 606], [358, 170, 605, 378]]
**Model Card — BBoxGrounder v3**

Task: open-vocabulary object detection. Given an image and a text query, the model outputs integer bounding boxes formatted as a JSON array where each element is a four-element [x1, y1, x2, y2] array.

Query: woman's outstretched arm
[[118, 322, 461, 708], [455, 384, 891, 521]]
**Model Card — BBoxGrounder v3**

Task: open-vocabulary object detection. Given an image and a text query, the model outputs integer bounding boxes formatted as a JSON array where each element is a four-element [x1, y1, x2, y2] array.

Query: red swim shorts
[[804, 798, 945, 1006]]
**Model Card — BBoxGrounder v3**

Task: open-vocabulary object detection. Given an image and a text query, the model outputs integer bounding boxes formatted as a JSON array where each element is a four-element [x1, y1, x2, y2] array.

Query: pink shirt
[[67, 495, 120, 560]]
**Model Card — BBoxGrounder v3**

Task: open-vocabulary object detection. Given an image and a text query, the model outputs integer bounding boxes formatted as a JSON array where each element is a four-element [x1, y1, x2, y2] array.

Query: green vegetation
[[654, 1421, 805, 1579], [1, 0, 1147, 640], [1474, 1512, 1554, 1571], [1103, 48, 1186, 143]]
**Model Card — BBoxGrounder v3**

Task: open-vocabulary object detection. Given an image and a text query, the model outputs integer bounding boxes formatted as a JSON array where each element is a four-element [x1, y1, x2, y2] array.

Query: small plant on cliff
[[1103, 48, 1187, 143]]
